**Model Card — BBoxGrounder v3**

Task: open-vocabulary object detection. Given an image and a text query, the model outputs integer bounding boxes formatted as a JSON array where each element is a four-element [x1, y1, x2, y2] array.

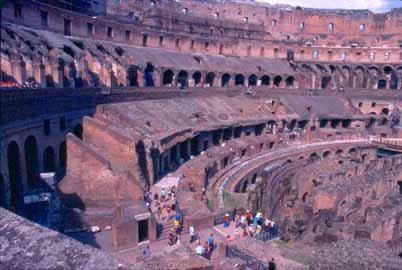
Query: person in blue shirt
[[208, 234, 214, 250]]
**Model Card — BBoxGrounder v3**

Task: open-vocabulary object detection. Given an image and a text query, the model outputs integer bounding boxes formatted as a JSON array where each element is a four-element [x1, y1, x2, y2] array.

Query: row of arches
[[302, 63, 402, 90], [160, 69, 296, 88], [2, 123, 81, 211]]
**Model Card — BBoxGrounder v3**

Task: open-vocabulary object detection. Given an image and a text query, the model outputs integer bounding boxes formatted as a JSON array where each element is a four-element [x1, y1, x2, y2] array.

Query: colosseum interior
[[2, 0, 402, 269]]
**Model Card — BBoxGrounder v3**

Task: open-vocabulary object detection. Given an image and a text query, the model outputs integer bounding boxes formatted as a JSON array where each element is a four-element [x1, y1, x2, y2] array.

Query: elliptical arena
[[2, 1, 402, 269]]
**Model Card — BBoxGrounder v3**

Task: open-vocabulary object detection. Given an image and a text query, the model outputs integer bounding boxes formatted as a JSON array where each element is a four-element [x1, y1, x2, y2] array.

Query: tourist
[[204, 241, 212, 259], [168, 233, 175, 246], [196, 243, 205, 256], [223, 213, 230, 228], [189, 182, 195, 192], [160, 188, 166, 200], [174, 219, 181, 234], [246, 210, 253, 225], [189, 226, 197, 243], [175, 211, 182, 223], [207, 234, 214, 250], [235, 211, 241, 228], [234, 227, 240, 239], [240, 214, 247, 228], [142, 245, 151, 259], [171, 195, 176, 211], [242, 228, 248, 238], [268, 258, 276, 270], [201, 188, 206, 196]]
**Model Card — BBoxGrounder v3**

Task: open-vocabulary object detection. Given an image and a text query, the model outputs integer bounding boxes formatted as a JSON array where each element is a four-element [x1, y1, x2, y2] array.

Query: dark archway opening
[[73, 124, 83, 139], [59, 141, 67, 168], [43, 146, 56, 173], [177, 70, 188, 88], [144, 63, 155, 87], [221, 73, 231, 87], [163, 70, 174, 86], [24, 136, 39, 189], [273, 76, 282, 87], [205, 72, 215, 87], [248, 74, 258, 86], [128, 65, 139, 87], [235, 74, 245, 86], [286, 76, 295, 88], [321, 76, 331, 89], [378, 79, 387, 89], [7, 141, 23, 213], [193, 71, 202, 86], [261, 75, 270, 86]]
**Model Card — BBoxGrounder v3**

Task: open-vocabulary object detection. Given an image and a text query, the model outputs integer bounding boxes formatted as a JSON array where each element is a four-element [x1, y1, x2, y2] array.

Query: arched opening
[[320, 119, 328, 128], [342, 119, 351, 128], [241, 180, 248, 193], [310, 152, 319, 160], [43, 146, 56, 173], [7, 141, 23, 212], [163, 70, 174, 86], [335, 149, 343, 155], [144, 63, 155, 87], [273, 76, 282, 87], [323, 151, 331, 158], [235, 74, 245, 86], [221, 73, 231, 87], [59, 141, 67, 168], [285, 76, 295, 88], [261, 75, 270, 86], [0, 173, 4, 207], [24, 136, 39, 189], [378, 79, 387, 89], [192, 71, 202, 86], [381, 108, 389, 115], [330, 119, 341, 129], [73, 124, 83, 139], [127, 65, 138, 87], [177, 70, 188, 88], [205, 72, 215, 87], [349, 148, 356, 154], [248, 74, 258, 86], [366, 118, 376, 128], [321, 76, 331, 89], [251, 173, 257, 184]]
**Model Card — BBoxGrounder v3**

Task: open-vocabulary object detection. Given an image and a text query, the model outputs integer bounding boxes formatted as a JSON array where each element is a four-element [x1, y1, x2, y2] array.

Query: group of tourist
[[149, 186, 177, 221], [195, 233, 215, 260], [168, 211, 184, 246], [225, 209, 278, 240]]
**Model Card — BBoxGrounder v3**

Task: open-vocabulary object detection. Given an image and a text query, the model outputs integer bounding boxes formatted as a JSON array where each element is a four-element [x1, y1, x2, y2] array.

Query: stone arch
[[43, 146, 56, 173], [335, 149, 343, 155], [323, 151, 331, 158], [381, 108, 389, 115], [378, 79, 387, 89], [285, 76, 295, 88], [354, 66, 365, 88], [342, 119, 351, 128], [349, 148, 357, 154], [163, 69, 174, 86], [273, 76, 282, 87], [127, 65, 139, 87], [192, 71, 202, 87], [248, 74, 258, 86], [310, 152, 319, 159], [177, 70, 188, 88], [341, 65, 352, 88], [235, 74, 245, 86], [144, 63, 155, 87], [205, 72, 215, 87], [221, 73, 231, 87], [24, 135, 39, 189], [59, 141, 67, 168], [73, 124, 83, 139], [261, 75, 270, 86], [7, 141, 23, 212]]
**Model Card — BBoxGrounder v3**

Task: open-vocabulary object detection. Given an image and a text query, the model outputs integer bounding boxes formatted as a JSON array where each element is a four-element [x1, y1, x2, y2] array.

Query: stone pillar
[[397, 77, 402, 90], [51, 64, 63, 87], [11, 59, 26, 85], [33, 64, 46, 87]]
